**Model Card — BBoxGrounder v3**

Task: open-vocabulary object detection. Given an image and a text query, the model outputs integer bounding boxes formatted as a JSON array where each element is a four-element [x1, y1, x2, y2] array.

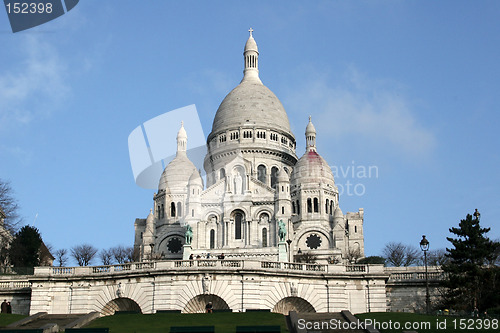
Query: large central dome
[[209, 30, 293, 138], [211, 80, 292, 134]]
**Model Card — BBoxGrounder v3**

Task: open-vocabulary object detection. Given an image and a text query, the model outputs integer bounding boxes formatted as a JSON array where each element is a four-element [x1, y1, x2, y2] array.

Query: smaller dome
[[291, 150, 335, 185], [334, 207, 343, 219], [277, 170, 289, 182], [177, 121, 187, 140], [188, 169, 203, 187], [245, 36, 258, 53], [158, 155, 197, 190], [305, 116, 316, 135]]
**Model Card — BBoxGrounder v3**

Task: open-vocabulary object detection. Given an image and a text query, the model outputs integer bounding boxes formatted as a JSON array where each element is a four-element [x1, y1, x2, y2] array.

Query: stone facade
[[134, 30, 364, 264]]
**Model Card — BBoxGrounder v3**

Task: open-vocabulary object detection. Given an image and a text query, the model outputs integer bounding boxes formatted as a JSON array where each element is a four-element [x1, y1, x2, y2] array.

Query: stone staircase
[[288, 311, 378, 333], [5, 312, 100, 332]]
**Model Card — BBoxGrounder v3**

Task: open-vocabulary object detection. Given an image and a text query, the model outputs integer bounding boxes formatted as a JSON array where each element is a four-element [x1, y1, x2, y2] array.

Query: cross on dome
[[248, 27, 254, 37]]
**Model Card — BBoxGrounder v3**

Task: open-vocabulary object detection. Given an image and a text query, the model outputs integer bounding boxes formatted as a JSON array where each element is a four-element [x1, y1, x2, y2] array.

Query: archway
[[272, 296, 315, 315], [101, 297, 142, 316], [182, 294, 230, 313]]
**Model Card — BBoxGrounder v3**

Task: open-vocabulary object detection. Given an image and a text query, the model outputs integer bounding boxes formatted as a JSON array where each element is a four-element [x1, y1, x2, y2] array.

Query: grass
[[84, 312, 289, 333], [356, 312, 499, 333], [0, 313, 28, 327]]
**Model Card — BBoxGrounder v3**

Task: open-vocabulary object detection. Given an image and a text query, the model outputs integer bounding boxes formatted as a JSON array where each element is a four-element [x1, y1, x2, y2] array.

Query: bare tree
[[111, 245, 128, 264], [294, 251, 318, 263], [99, 249, 113, 266], [383, 242, 420, 267], [346, 248, 362, 264], [55, 249, 68, 267], [124, 246, 136, 263], [0, 179, 23, 233], [424, 249, 450, 266], [71, 244, 98, 266]]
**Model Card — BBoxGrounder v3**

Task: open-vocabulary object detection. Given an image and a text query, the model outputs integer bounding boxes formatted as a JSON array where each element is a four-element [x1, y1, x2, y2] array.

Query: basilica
[[134, 31, 365, 264]]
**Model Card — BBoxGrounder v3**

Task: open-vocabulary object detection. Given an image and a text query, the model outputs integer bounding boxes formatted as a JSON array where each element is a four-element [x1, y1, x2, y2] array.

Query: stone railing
[[0, 280, 31, 289], [385, 266, 445, 281], [33, 260, 386, 276]]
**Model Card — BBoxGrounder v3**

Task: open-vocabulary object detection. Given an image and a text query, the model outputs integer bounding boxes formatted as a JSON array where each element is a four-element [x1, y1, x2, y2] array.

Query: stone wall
[[0, 264, 445, 316], [0, 277, 32, 315], [385, 266, 444, 313], [29, 261, 388, 315]]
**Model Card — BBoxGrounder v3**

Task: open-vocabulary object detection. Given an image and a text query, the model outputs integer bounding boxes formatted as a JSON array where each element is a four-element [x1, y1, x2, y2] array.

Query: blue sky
[[0, 1, 499, 265]]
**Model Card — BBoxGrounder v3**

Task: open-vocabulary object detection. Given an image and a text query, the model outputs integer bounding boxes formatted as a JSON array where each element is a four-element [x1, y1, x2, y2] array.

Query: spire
[[305, 116, 316, 151], [176, 121, 187, 155], [242, 28, 262, 83]]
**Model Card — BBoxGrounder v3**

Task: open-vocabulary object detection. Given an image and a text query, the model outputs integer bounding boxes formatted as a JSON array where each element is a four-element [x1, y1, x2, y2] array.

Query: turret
[[142, 209, 155, 260]]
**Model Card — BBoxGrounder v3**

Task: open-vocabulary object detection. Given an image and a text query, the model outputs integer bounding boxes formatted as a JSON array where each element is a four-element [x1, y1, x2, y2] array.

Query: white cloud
[[0, 35, 69, 132], [286, 67, 435, 157]]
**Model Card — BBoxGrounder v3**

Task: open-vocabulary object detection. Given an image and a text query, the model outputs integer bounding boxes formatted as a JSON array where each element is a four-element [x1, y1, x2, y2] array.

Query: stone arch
[[272, 296, 315, 315], [182, 294, 230, 313], [101, 297, 142, 316], [253, 207, 273, 222], [257, 164, 267, 184], [204, 209, 222, 222]]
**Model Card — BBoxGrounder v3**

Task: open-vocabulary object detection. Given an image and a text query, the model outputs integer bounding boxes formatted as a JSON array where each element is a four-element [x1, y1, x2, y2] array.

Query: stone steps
[[5, 313, 98, 332]]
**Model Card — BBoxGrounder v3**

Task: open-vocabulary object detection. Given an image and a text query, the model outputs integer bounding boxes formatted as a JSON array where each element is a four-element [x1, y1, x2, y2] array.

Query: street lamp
[[420, 235, 430, 314]]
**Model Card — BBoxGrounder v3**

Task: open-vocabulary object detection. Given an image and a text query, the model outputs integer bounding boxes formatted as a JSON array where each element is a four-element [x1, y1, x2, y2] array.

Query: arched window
[[297, 200, 300, 214], [292, 202, 296, 214], [270, 167, 279, 188], [235, 212, 243, 240], [220, 168, 226, 180], [177, 202, 182, 217], [325, 199, 329, 213], [313, 198, 319, 213], [191, 209, 194, 217], [282, 206, 285, 214], [262, 228, 268, 247], [307, 198, 312, 213], [170, 202, 176, 217], [161, 204, 164, 218], [355, 226, 357, 233], [157, 205, 160, 218], [257, 165, 267, 184], [330, 201, 333, 215], [210, 229, 215, 249]]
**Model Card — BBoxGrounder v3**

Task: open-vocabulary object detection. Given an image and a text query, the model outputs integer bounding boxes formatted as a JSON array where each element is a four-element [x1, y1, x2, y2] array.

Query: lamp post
[[420, 235, 430, 314], [286, 218, 292, 262]]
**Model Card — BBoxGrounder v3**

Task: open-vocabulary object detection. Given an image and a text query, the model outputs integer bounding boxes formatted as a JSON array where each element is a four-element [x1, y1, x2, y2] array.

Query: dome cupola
[[158, 122, 198, 191], [291, 117, 335, 186]]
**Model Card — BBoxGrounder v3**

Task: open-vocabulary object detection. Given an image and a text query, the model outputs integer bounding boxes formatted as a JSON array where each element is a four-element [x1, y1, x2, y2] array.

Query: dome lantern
[[177, 121, 187, 156], [242, 28, 261, 83], [305, 116, 317, 152]]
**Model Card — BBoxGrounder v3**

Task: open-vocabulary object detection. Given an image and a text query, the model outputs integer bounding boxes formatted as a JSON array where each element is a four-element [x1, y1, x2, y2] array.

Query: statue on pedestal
[[278, 219, 287, 242], [185, 225, 193, 245]]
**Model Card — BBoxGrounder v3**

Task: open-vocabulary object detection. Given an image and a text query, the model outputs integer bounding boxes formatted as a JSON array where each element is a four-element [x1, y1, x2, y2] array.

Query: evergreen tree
[[9, 225, 43, 268], [442, 210, 499, 311]]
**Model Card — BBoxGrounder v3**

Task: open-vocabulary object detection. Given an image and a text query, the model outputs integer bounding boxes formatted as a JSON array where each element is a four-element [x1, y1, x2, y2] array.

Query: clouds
[[0, 35, 69, 132], [286, 67, 436, 158]]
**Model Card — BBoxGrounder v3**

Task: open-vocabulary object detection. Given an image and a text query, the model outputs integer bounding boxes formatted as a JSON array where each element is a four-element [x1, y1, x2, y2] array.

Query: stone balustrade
[[32, 260, 389, 277], [385, 266, 445, 281], [0, 280, 31, 289]]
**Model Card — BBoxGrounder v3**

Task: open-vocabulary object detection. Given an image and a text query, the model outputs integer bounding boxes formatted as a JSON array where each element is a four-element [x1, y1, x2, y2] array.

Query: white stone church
[[134, 31, 365, 264]]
